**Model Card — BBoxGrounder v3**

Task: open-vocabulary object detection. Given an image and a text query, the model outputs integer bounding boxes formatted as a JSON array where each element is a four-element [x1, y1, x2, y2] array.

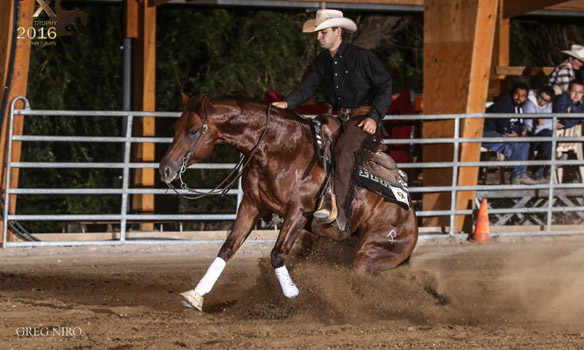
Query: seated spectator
[[523, 86, 556, 182], [548, 44, 584, 96], [483, 83, 539, 185], [555, 79, 584, 129]]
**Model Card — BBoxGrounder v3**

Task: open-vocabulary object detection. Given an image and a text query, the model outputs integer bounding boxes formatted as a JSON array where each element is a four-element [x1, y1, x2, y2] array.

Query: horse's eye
[[188, 129, 198, 136]]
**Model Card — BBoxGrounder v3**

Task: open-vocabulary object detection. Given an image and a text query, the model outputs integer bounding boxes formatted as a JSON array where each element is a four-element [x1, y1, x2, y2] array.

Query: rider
[[272, 9, 392, 232]]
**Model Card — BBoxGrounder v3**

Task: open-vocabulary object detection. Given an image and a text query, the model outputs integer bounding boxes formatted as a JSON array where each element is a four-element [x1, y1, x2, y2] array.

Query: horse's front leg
[[180, 196, 262, 310], [271, 209, 308, 298]]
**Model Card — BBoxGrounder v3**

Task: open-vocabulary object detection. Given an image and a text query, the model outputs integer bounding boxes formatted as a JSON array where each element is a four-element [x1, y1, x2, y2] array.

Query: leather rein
[[166, 104, 272, 200]]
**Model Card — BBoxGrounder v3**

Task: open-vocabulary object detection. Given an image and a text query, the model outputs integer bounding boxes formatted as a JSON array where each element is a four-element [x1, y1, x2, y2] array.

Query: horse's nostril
[[164, 167, 170, 179]]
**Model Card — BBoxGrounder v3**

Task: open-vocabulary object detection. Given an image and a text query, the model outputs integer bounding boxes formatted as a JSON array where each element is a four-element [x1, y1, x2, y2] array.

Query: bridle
[[166, 104, 272, 200]]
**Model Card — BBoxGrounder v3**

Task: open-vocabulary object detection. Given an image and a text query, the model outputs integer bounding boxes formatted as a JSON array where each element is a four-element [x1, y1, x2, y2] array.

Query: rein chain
[[166, 104, 272, 200]]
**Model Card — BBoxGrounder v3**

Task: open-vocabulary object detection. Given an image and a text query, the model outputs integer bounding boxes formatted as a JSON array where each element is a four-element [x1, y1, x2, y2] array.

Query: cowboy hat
[[302, 9, 357, 33], [562, 44, 584, 62]]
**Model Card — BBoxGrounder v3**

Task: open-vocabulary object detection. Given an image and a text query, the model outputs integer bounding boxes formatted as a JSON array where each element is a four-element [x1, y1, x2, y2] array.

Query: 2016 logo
[[33, 0, 57, 18], [17, 0, 87, 46]]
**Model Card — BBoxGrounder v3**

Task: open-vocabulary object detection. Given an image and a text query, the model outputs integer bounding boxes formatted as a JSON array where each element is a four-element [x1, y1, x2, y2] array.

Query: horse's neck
[[225, 105, 310, 155]]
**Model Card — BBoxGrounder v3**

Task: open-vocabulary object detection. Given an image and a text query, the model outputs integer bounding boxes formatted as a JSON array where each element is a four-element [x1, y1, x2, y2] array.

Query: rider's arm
[[364, 51, 392, 123], [283, 61, 321, 111]]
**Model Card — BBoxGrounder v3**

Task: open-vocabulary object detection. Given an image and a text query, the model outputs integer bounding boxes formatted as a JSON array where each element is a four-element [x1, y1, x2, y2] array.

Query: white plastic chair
[[555, 123, 584, 183]]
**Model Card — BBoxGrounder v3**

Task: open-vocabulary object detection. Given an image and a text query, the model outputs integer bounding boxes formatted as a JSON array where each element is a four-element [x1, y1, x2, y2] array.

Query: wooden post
[[422, 0, 497, 231], [0, 0, 35, 244], [488, 0, 510, 101], [455, 0, 499, 232], [130, 0, 156, 231]]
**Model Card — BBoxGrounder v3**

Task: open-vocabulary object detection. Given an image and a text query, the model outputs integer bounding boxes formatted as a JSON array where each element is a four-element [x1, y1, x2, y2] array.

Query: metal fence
[[2, 96, 584, 247]]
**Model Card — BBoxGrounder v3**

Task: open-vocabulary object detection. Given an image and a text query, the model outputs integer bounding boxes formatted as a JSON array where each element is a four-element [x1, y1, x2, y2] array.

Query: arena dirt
[[1, 234, 584, 349]]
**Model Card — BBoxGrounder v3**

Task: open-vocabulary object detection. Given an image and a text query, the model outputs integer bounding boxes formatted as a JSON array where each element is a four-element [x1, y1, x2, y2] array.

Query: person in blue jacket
[[555, 79, 584, 129], [483, 83, 539, 185]]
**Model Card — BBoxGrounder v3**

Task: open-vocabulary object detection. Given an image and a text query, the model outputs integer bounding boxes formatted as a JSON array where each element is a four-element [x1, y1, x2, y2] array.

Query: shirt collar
[[329, 40, 348, 60], [336, 40, 348, 58]]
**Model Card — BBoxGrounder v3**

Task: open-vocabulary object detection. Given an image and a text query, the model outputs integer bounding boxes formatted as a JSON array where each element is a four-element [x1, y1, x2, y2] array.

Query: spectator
[[548, 44, 584, 96], [523, 86, 555, 182], [483, 83, 539, 185], [555, 79, 584, 129]]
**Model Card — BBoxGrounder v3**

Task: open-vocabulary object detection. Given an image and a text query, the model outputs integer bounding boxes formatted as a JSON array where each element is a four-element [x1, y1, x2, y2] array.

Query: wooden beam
[[155, 0, 425, 4], [125, 0, 139, 38], [503, 0, 569, 18], [422, 0, 480, 228], [131, 0, 156, 231], [546, 0, 584, 11], [0, 0, 35, 244], [455, 0, 499, 233], [495, 66, 555, 76], [488, 1, 509, 100], [0, 1, 12, 92]]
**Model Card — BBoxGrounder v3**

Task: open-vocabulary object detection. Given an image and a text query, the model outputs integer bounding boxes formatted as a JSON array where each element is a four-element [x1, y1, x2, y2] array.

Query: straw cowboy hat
[[302, 9, 357, 33], [562, 44, 584, 62]]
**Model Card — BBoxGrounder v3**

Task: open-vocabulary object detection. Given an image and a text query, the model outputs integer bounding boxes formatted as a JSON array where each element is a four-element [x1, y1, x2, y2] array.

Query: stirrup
[[314, 193, 338, 223]]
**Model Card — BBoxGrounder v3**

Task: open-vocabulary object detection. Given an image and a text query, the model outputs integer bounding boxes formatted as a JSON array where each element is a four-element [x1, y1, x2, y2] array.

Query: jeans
[[530, 129, 552, 179], [482, 130, 529, 180]]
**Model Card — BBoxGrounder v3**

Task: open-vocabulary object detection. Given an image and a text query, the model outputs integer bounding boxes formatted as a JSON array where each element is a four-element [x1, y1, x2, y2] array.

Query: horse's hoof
[[180, 290, 204, 311]]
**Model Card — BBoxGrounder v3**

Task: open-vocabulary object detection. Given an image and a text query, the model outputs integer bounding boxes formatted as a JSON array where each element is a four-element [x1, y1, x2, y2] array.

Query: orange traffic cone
[[469, 198, 490, 244]]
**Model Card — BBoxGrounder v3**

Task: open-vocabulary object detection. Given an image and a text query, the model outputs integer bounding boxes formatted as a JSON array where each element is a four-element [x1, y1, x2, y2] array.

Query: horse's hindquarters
[[352, 200, 418, 274]]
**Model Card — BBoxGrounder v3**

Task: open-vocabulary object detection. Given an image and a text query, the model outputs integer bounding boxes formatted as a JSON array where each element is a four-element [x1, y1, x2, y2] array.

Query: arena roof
[[65, 0, 584, 17]]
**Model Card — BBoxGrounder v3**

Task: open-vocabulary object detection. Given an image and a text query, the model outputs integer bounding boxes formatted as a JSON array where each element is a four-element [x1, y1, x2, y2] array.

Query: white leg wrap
[[194, 257, 226, 296], [275, 266, 299, 298]]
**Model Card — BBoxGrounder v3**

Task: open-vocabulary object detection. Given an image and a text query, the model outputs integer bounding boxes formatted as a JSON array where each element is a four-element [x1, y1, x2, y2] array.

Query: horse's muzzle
[[159, 163, 178, 184]]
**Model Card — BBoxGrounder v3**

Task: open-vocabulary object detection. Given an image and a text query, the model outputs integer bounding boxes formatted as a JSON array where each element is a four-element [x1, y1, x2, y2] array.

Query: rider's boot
[[313, 191, 338, 223]]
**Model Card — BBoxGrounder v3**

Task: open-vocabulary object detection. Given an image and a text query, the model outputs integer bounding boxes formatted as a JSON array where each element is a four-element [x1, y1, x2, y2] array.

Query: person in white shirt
[[522, 86, 555, 183]]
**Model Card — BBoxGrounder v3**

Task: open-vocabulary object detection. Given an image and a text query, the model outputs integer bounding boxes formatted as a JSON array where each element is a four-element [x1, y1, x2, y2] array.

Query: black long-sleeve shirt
[[283, 40, 392, 122], [484, 93, 526, 135]]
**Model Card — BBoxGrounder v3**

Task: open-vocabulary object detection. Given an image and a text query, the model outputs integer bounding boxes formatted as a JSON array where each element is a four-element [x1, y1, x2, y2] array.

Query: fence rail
[[2, 96, 584, 247]]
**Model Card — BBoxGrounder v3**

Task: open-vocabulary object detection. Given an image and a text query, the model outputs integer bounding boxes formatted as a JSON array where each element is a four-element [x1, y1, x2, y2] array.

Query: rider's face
[[317, 27, 340, 50]]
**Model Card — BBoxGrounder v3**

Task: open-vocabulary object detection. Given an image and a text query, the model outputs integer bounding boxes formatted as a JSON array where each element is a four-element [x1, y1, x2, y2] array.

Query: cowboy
[[272, 9, 392, 232], [549, 44, 584, 96]]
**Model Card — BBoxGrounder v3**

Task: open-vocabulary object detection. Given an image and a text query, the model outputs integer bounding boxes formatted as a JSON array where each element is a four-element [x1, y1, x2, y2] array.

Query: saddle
[[310, 115, 410, 210]]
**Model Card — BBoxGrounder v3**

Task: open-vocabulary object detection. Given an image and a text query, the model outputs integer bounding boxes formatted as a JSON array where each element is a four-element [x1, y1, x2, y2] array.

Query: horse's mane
[[211, 92, 312, 125]]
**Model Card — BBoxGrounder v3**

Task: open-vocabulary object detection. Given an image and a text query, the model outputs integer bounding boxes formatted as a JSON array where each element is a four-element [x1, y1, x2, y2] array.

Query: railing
[[2, 96, 584, 247]]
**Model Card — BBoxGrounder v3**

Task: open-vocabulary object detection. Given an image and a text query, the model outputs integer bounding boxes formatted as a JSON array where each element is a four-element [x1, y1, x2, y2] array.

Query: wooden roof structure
[[1, 0, 584, 241]]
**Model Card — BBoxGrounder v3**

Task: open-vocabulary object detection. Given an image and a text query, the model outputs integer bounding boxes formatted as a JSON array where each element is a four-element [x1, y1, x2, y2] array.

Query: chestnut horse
[[159, 93, 418, 310]]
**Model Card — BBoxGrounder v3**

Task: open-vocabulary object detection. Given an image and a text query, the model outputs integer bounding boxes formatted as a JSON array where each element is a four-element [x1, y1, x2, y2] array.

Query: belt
[[337, 106, 372, 122]]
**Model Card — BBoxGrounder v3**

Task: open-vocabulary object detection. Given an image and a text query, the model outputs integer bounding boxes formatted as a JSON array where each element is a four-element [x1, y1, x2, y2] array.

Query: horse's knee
[[270, 250, 285, 268]]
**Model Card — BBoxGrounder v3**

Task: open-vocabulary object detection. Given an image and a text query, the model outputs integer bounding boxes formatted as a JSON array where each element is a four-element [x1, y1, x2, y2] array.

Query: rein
[[166, 104, 272, 200]]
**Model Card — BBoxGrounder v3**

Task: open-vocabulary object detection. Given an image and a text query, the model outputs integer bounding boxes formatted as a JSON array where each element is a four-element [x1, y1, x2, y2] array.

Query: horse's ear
[[201, 95, 210, 113], [181, 92, 190, 106]]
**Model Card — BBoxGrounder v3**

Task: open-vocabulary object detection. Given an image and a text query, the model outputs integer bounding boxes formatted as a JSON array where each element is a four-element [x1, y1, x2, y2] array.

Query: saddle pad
[[357, 167, 410, 210]]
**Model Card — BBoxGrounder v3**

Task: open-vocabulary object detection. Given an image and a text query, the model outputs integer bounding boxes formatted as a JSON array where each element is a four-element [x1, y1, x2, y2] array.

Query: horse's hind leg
[[180, 196, 262, 310], [271, 209, 308, 298]]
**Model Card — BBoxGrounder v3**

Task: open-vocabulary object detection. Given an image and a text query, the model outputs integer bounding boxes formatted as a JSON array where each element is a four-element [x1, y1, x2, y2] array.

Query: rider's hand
[[272, 101, 288, 109], [358, 117, 377, 134]]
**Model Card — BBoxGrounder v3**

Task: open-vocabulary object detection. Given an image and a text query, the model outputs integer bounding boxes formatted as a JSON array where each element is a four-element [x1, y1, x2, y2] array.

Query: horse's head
[[159, 94, 226, 184]]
